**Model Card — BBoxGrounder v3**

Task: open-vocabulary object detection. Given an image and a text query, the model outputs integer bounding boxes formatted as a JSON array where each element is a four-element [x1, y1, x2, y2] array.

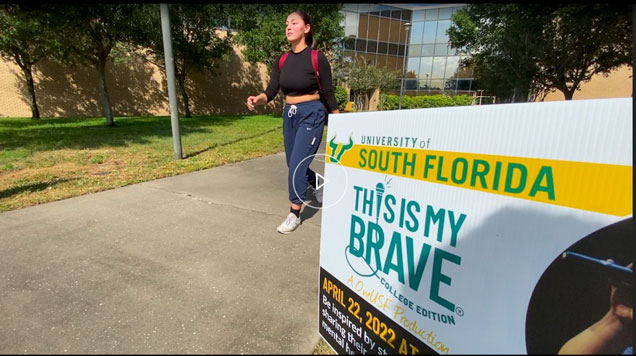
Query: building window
[[423, 21, 437, 44], [419, 57, 433, 79], [421, 44, 435, 56], [438, 7, 453, 20], [378, 41, 388, 54], [436, 20, 451, 43], [367, 40, 378, 53], [408, 44, 422, 57], [357, 39, 368, 52], [425, 9, 439, 21]]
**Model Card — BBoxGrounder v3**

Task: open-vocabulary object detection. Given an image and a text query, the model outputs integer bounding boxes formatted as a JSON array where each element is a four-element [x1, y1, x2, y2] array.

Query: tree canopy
[[140, 4, 233, 118], [0, 5, 62, 119], [229, 4, 344, 69], [448, 4, 632, 102]]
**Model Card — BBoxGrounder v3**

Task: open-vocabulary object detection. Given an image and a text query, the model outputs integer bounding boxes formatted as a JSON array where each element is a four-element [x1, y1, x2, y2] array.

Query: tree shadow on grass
[[0, 178, 80, 200], [184, 124, 282, 159], [0, 115, 269, 153]]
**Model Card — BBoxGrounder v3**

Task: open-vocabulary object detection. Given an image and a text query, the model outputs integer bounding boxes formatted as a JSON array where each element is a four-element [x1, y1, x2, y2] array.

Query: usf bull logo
[[328, 134, 354, 163]]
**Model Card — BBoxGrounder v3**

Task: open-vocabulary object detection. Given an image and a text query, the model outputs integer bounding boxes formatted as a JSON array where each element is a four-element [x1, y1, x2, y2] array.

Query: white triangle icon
[[316, 173, 328, 190]]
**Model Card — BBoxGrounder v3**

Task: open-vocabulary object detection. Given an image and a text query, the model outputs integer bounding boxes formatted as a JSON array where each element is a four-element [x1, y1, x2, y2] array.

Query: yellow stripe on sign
[[327, 144, 632, 217]]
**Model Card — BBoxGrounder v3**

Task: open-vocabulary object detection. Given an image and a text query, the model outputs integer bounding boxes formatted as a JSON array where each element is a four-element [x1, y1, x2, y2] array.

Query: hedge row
[[379, 94, 473, 110]]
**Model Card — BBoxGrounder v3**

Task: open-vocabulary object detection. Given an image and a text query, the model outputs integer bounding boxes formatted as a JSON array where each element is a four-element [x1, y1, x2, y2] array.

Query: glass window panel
[[398, 44, 405, 56], [429, 79, 443, 90], [434, 43, 448, 56], [402, 10, 411, 21], [457, 79, 471, 91], [443, 79, 457, 91], [356, 39, 367, 52], [455, 58, 473, 77], [381, 10, 391, 18], [425, 9, 439, 20], [389, 19, 401, 43], [439, 7, 452, 20], [409, 22, 424, 45], [436, 20, 451, 43], [378, 41, 388, 54], [405, 79, 418, 90], [432, 57, 447, 78], [418, 80, 430, 90], [412, 10, 425, 22], [423, 21, 437, 44], [390, 10, 401, 20], [378, 17, 390, 42], [421, 44, 435, 56], [388, 42, 398, 55], [448, 46, 461, 56], [408, 44, 422, 57], [368, 15, 379, 41], [419, 57, 433, 79], [344, 37, 355, 50], [406, 57, 420, 78], [367, 40, 378, 53], [345, 12, 359, 37], [370, 11, 381, 16], [445, 56, 460, 78]]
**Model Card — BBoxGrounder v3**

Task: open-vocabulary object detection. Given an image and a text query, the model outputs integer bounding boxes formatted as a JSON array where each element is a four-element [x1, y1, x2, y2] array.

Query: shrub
[[334, 85, 349, 111], [380, 94, 473, 110]]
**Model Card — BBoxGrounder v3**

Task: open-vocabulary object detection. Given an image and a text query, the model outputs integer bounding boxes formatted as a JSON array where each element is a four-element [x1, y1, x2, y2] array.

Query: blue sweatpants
[[282, 100, 326, 205]]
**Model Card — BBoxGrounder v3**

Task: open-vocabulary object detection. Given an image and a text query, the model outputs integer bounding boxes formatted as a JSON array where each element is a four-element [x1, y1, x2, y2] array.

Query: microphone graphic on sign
[[375, 182, 384, 224], [375, 176, 392, 224]]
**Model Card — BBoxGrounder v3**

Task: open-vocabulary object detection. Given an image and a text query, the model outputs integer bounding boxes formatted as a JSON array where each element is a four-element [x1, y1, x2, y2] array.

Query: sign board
[[318, 98, 632, 354]]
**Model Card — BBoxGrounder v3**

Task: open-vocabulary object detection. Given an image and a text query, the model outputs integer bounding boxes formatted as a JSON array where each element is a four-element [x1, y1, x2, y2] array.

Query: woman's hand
[[246, 96, 259, 111]]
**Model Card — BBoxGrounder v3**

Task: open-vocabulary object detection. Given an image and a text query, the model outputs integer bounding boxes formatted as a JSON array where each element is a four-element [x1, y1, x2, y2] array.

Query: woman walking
[[246, 10, 340, 233]]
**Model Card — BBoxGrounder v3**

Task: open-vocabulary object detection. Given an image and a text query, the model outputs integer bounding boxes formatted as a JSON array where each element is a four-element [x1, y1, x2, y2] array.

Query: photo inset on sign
[[525, 217, 633, 354]]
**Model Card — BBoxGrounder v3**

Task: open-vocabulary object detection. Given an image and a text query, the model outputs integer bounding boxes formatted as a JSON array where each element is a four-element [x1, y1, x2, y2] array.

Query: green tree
[[141, 4, 233, 118], [229, 4, 344, 69], [43, 4, 148, 126], [535, 5, 632, 100], [449, 4, 632, 102], [343, 58, 400, 111], [0, 5, 60, 119]]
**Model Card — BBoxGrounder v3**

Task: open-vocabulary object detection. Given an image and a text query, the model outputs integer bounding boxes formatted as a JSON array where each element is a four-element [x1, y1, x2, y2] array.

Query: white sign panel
[[318, 98, 632, 354]]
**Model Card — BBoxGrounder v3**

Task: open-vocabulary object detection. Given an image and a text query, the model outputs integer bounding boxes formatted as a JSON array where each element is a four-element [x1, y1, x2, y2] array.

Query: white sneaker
[[313, 176, 324, 204], [277, 212, 301, 234]]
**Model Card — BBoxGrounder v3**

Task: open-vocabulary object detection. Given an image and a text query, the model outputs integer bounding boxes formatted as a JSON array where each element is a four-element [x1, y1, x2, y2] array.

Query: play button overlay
[[315, 172, 328, 190], [292, 153, 349, 210]]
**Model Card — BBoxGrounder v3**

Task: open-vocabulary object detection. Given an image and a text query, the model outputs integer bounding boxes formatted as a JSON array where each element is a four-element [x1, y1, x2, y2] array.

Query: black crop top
[[264, 46, 339, 113]]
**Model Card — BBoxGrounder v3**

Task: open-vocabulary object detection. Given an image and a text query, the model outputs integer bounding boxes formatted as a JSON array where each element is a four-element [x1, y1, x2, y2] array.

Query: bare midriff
[[285, 92, 320, 104]]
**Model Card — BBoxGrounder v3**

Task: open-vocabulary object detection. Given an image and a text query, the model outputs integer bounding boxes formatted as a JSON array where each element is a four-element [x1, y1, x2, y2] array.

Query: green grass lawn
[[0, 114, 286, 212]]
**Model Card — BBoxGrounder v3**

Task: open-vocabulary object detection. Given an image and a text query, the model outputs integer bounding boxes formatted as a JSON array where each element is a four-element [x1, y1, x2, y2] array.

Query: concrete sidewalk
[[0, 146, 328, 354]]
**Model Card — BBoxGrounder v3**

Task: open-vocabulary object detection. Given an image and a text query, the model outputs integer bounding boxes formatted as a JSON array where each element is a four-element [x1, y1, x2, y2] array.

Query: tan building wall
[[539, 65, 632, 101], [0, 33, 282, 118]]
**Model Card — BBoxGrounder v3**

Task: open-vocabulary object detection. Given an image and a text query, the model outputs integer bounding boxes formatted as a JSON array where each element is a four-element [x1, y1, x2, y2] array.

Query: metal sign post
[[160, 3, 183, 160]]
